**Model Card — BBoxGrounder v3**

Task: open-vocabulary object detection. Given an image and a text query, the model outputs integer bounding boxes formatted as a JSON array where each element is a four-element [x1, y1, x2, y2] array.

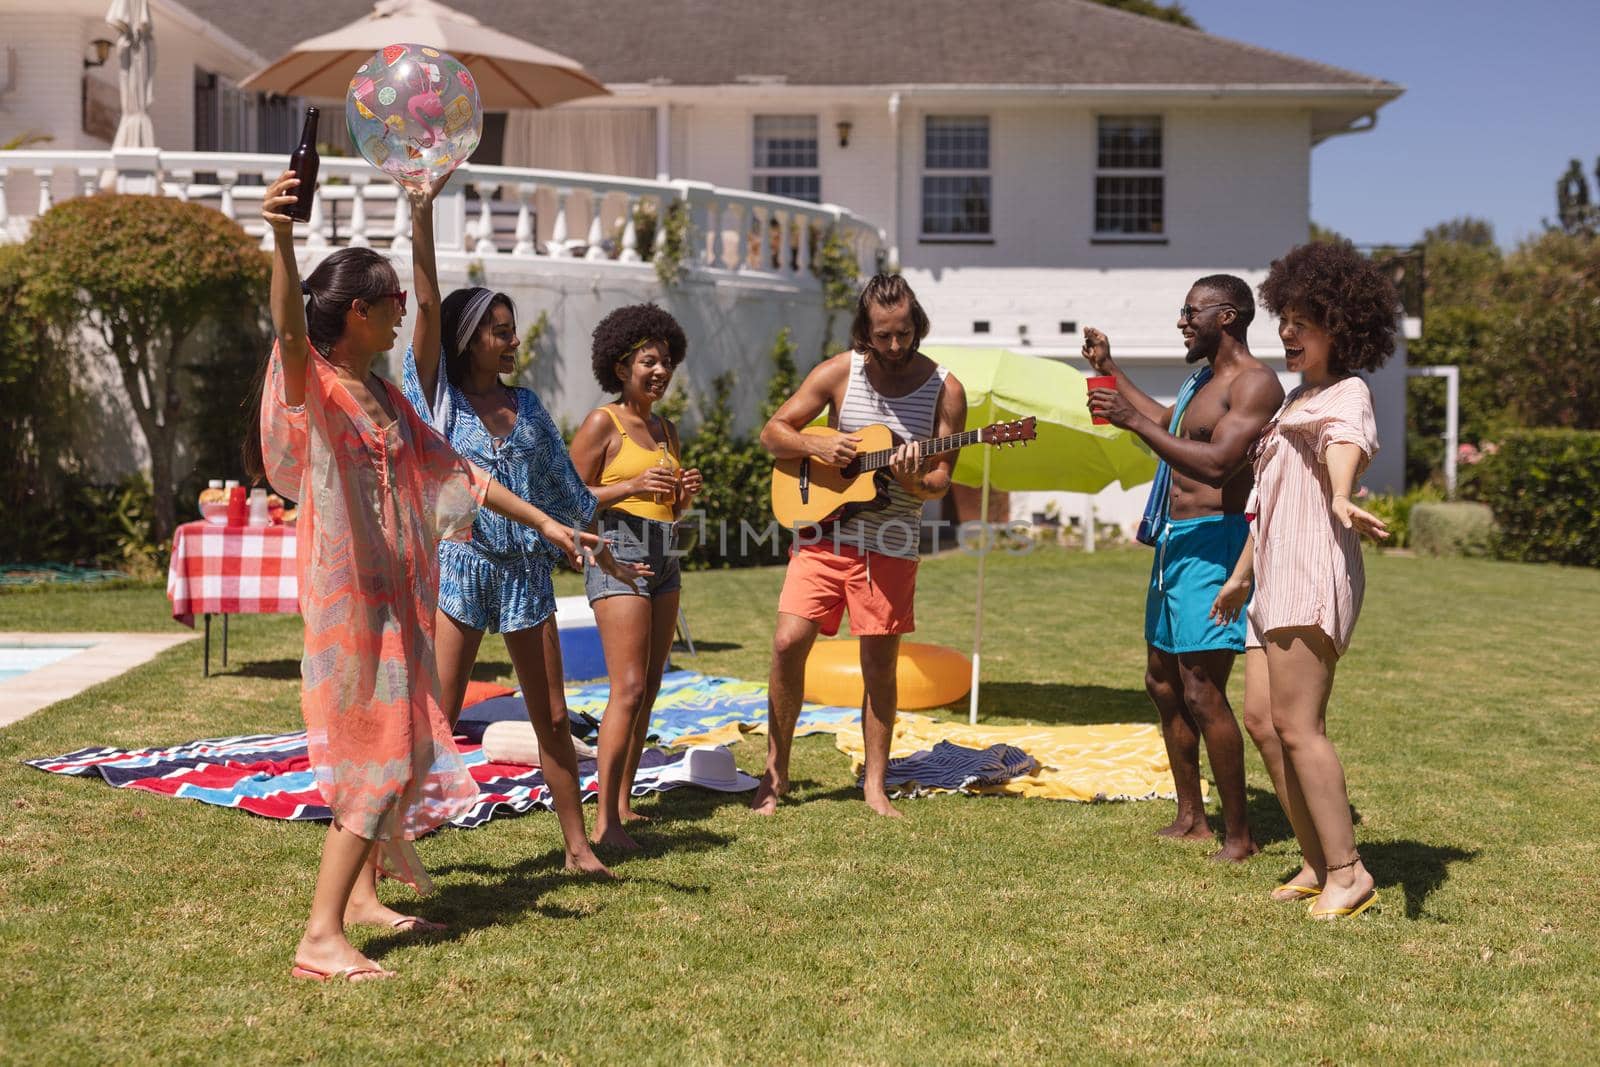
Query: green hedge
[[1409, 502, 1496, 558], [1466, 429, 1600, 566]]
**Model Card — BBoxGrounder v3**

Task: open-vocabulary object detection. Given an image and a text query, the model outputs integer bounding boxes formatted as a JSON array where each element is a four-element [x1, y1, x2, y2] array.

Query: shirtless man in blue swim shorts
[[1086, 275, 1284, 861]]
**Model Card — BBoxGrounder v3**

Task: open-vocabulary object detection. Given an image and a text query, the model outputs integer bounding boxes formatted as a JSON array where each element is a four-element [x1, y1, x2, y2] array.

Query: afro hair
[[1258, 242, 1400, 375], [590, 303, 688, 393]]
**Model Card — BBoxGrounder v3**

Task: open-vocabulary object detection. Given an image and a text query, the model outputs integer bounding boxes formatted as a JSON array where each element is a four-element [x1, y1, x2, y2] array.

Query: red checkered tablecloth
[[166, 521, 299, 627]]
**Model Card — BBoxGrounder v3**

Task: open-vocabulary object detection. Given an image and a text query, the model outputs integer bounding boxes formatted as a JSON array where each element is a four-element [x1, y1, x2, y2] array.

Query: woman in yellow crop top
[[570, 304, 702, 851]]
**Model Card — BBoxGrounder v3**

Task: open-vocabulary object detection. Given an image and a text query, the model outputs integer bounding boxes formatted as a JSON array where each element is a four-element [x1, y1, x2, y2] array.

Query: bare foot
[[590, 824, 641, 851], [1209, 837, 1261, 863], [1156, 815, 1214, 842], [1310, 864, 1377, 918], [863, 791, 903, 818], [1270, 863, 1324, 902], [565, 848, 617, 878], [343, 900, 443, 932], [619, 808, 652, 824], [294, 930, 392, 982], [750, 772, 787, 816]]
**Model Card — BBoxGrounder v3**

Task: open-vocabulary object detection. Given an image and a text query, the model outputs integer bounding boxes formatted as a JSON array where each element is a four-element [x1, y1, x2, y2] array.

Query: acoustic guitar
[[770, 418, 1037, 527]]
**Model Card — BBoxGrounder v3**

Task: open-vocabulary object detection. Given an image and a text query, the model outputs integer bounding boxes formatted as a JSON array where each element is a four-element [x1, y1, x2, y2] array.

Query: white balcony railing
[[0, 148, 886, 282]]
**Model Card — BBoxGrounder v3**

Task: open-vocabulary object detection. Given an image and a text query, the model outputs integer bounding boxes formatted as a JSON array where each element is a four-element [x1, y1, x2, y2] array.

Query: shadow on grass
[[672, 640, 744, 654], [225, 659, 302, 681], [1243, 786, 1295, 847], [631, 783, 770, 824], [364, 827, 732, 957], [961, 682, 1154, 726], [1364, 840, 1480, 920]]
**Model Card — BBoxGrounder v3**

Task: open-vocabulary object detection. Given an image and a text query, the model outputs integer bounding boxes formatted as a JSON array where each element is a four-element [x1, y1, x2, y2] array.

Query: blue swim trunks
[[438, 541, 558, 635], [1145, 513, 1250, 655]]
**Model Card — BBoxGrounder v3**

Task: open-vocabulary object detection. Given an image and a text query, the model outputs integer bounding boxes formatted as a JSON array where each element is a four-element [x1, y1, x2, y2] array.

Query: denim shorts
[[585, 510, 683, 603]]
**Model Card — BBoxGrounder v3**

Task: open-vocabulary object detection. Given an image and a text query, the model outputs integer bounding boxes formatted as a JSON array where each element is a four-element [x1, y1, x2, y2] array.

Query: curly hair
[[1257, 241, 1400, 375], [589, 303, 688, 393]]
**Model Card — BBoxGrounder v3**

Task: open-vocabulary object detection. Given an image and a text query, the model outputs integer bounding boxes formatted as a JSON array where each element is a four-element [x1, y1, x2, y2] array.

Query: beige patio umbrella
[[106, 0, 155, 147], [240, 0, 608, 109]]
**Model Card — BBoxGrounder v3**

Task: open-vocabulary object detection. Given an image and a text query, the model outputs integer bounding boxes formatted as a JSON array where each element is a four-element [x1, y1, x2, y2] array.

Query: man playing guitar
[[754, 274, 967, 818]]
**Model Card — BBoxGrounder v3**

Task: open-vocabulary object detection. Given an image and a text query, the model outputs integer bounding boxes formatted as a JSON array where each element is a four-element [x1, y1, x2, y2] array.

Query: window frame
[[750, 114, 821, 204], [919, 113, 993, 243], [1092, 113, 1167, 244]]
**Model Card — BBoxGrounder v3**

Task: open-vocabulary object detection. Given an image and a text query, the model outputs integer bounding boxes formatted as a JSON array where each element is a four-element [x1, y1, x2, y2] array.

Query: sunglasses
[[1178, 302, 1235, 321], [358, 290, 408, 315]]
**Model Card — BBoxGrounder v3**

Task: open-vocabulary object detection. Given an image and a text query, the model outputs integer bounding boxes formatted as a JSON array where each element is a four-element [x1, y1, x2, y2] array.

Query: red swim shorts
[[776, 543, 917, 637]]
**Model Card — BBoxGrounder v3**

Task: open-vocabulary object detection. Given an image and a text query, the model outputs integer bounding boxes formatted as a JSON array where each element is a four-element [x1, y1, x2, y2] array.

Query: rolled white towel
[[481, 720, 598, 766]]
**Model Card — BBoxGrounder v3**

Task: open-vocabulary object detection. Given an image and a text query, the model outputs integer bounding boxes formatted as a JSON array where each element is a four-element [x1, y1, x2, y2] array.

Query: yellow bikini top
[[598, 405, 680, 521]]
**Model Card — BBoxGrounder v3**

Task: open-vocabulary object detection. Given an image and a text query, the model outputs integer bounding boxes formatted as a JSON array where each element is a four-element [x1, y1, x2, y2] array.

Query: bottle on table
[[286, 106, 320, 224], [225, 479, 248, 527], [247, 488, 270, 527]]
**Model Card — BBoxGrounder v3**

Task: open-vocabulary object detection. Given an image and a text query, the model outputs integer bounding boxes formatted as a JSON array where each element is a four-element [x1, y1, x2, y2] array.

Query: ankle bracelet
[[1325, 853, 1361, 873]]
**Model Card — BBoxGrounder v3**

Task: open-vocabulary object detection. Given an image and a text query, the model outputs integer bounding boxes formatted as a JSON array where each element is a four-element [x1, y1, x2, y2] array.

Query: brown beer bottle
[[287, 106, 320, 223]]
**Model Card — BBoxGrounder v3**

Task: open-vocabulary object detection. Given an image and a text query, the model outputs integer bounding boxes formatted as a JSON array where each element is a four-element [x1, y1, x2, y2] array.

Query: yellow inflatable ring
[[803, 639, 971, 710]]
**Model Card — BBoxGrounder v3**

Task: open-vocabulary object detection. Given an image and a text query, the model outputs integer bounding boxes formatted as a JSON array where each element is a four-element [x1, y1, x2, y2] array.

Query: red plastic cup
[[1086, 375, 1117, 425]]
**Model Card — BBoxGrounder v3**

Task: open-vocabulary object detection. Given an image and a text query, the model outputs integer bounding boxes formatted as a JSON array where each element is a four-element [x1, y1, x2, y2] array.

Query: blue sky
[[1183, 0, 1599, 248]]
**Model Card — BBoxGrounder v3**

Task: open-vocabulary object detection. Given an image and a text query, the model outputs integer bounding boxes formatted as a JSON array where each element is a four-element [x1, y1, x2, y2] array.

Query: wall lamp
[[836, 119, 853, 148], [84, 39, 114, 70]]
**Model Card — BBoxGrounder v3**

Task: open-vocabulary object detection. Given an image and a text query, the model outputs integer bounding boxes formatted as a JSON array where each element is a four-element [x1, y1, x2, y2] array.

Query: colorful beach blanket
[[457, 670, 860, 747], [24, 735, 755, 828]]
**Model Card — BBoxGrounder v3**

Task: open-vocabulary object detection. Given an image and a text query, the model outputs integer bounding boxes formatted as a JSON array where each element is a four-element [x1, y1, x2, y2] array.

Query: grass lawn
[[2, 547, 1598, 1064]]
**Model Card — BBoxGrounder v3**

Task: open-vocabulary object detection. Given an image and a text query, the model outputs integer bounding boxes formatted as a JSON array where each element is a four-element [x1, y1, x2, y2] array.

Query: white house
[[1, 0, 1409, 528]]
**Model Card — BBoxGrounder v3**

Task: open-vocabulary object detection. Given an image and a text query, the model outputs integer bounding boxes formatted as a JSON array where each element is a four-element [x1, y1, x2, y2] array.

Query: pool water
[[0, 646, 86, 683]]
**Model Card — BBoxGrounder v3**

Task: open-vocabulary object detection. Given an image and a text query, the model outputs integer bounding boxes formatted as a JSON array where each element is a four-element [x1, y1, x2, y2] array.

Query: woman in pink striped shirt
[[1212, 242, 1397, 919]]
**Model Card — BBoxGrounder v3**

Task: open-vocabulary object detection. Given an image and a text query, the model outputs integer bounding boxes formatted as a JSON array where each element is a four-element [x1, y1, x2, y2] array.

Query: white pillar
[[33, 169, 53, 216], [473, 182, 499, 255], [512, 184, 536, 256], [584, 189, 607, 260], [549, 187, 571, 257], [305, 189, 328, 248], [796, 212, 813, 274], [391, 192, 413, 252], [619, 194, 641, 263], [218, 170, 237, 221], [655, 103, 671, 181], [347, 175, 370, 248]]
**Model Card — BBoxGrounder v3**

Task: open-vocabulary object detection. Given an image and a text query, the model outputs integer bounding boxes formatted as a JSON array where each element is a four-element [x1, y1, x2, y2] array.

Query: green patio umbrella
[[922, 346, 1157, 723]]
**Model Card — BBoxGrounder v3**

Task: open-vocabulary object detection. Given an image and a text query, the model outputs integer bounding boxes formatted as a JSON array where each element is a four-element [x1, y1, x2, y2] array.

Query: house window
[[922, 115, 990, 238], [1095, 115, 1164, 237], [752, 115, 820, 203], [195, 70, 303, 154]]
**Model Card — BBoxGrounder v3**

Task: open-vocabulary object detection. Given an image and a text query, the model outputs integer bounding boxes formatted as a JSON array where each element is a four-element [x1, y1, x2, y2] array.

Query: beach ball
[[346, 43, 481, 190]]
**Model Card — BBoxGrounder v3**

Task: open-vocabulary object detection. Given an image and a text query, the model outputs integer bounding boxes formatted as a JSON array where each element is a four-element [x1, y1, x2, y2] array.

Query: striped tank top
[[832, 351, 947, 559]]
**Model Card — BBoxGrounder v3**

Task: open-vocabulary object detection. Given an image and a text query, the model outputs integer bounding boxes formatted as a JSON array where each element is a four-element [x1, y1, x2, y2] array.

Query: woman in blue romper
[[403, 271, 645, 878]]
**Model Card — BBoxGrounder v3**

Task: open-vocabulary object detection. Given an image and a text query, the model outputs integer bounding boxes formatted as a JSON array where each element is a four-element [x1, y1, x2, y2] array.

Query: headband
[[454, 288, 497, 358], [300, 280, 311, 296], [618, 336, 655, 361]]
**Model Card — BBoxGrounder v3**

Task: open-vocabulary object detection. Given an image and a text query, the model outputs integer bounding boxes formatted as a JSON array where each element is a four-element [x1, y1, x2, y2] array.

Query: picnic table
[[165, 521, 297, 676]]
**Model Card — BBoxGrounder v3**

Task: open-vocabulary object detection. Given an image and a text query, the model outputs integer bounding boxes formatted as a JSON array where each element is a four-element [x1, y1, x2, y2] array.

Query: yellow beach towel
[[827, 715, 1205, 803]]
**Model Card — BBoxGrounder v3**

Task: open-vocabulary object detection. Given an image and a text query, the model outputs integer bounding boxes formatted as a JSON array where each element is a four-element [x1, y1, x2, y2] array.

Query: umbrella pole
[[968, 441, 992, 725]]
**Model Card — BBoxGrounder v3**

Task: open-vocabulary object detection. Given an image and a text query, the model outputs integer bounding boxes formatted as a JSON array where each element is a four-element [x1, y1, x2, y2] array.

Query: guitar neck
[[856, 428, 985, 472]]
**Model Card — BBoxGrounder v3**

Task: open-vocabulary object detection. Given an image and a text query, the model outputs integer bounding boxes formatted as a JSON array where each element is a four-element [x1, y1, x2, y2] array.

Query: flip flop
[[291, 963, 394, 982], [389, 915, 447, 933], [1308, 889, 1378, 920], [1270, 883, 1322, 902]]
